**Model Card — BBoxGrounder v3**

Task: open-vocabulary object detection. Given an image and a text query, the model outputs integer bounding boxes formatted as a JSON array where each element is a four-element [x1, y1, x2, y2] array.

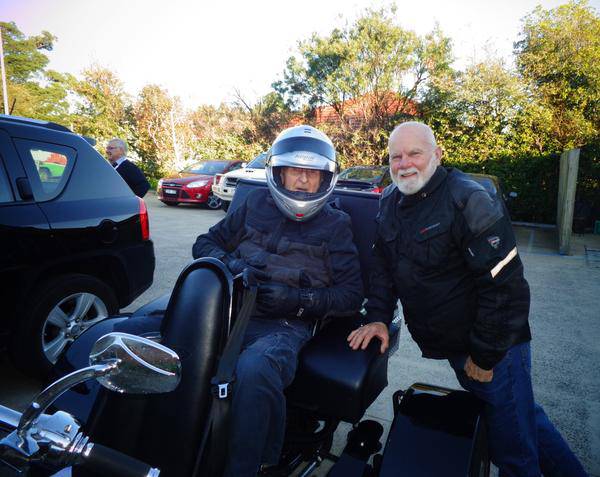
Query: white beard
[[391, 156, 439, 195]]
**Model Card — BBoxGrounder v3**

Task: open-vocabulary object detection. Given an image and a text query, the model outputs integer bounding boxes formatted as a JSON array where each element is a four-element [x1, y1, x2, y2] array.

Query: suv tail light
[[139, 198, 150, 240], [371, 186, 383, 194], [214, 174, 223, 185]]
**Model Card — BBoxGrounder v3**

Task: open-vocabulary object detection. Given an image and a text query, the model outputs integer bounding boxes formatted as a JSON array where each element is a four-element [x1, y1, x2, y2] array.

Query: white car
[[212, 152, 267, 210]]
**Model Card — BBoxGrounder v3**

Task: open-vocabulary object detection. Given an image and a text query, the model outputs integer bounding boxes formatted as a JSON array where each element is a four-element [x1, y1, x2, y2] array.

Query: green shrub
[[444, 142, 599, 224]]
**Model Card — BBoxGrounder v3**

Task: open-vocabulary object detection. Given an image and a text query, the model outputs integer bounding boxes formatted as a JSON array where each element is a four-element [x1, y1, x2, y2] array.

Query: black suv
[[0, 115, 155, 376]]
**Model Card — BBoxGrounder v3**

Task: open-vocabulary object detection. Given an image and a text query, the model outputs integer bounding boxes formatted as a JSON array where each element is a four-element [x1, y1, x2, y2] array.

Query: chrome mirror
[[90, 332, 181, 394]]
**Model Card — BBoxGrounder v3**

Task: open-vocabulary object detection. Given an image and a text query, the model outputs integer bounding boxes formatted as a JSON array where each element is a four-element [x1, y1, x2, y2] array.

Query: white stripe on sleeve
[[491, 247, 518, 278]]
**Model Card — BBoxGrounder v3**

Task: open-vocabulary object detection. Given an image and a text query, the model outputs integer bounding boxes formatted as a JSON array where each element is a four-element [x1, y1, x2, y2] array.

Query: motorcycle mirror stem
[[18, 332, 181, 438], [17, 361, 119, 438]]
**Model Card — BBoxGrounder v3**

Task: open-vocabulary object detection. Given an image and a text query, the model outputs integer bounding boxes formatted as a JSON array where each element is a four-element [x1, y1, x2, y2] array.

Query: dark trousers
[[448, 342, 587, 477], [223, 317, 312, 477]]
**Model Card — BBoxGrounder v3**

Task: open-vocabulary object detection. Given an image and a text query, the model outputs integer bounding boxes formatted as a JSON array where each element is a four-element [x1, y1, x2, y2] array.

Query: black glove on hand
[[256, 284, 330, 319], [256, 283, 301, 316], [224, 255, 270, 282]]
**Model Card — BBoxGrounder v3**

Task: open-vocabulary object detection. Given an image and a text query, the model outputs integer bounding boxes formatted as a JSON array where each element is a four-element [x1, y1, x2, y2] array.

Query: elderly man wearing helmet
[[192, 125, 363, 477]]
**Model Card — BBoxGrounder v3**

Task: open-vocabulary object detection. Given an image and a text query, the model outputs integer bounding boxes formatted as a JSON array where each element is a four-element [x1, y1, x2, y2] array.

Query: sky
[[2, 0, 599, 109]]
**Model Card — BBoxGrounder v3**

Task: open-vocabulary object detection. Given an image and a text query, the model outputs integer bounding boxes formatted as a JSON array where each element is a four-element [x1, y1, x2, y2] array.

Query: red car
[[157, 160, 244, 209]]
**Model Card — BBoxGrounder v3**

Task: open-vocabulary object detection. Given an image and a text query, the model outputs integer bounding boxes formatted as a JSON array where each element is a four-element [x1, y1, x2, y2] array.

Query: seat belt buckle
[[211, 377, 233, 399]]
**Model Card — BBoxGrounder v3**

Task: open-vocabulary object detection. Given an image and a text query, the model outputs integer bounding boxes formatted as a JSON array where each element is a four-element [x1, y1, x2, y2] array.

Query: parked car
[[35, 152, 67, 181], [336, 165, 392, 193], [468, 172, 516, 216], [157, 160, 243, 209], [0, 114, 155, 376], [212, 152, 267, 211]]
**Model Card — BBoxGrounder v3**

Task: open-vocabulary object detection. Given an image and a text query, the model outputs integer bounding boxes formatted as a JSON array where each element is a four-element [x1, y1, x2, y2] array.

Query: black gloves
[[256, 283, 301, 316], [223, 255, 270, 282], [256, 283, 330, 319]]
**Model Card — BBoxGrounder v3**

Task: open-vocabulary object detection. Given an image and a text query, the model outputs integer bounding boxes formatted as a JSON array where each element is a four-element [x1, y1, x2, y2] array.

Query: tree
[[234, 90, 291, 145], [0, 21, 72, 124], [131, 85, 179, 179], [69, 65, 132, 143], [273, 7, 453, 165], [423, 57, 556, 163], [187, 101, 264, 163], [515, 0, 600, 150]]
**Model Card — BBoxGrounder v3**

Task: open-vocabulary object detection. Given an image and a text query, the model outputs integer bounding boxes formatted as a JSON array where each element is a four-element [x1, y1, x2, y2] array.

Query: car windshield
[[247, 153, 267, 169], [338, 166, 387, 183], [183, 161, 230, 175]]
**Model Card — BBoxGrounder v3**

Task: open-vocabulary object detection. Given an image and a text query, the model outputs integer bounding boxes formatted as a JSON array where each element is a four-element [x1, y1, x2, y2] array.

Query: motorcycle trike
[[3, 179, 491, 477]]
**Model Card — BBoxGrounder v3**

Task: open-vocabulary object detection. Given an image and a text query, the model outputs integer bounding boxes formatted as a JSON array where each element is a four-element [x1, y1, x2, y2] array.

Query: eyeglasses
[[285, 167, 321, 178]]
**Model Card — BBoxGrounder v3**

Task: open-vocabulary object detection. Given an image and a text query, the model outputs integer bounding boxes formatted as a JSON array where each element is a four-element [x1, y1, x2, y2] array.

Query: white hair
[[389, 121, 437, 148], [109, 138, 128, 154]]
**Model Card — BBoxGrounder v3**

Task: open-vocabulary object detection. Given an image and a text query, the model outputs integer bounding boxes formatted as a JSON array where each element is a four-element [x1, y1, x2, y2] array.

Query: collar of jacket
[[397, 166, 447, 209]]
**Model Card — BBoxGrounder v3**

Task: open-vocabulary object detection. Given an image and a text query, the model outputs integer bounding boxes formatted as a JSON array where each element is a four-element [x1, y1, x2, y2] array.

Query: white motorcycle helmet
[[266, 125, 338, 222]]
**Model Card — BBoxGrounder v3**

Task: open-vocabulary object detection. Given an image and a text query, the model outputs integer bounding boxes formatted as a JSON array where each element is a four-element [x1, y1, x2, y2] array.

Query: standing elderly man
[[106, 138, 150, 198], [193, 125, 363, 477], [348, 121, 586, 476]]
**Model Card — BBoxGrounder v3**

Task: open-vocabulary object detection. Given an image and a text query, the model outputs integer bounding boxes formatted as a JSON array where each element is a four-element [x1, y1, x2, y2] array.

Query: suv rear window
[[14, 139, 76, 201]]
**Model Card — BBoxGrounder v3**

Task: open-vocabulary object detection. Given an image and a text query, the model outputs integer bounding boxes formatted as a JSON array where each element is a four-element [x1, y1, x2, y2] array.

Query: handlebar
[[1, 332, 179, 476], [0, 405, 159, 477], [81, 443, 160, 477]]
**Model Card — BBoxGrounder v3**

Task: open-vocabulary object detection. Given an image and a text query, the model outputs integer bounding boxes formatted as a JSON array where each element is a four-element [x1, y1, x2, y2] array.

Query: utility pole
[[170, 108, 181, 166], [0, 27, 9, 115]]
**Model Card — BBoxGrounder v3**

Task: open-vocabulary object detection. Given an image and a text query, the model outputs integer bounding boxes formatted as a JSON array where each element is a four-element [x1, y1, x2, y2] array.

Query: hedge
[[443, 142, 599, 225]]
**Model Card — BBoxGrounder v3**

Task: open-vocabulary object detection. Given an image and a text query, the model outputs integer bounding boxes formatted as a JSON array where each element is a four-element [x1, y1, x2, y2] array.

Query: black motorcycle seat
[[287, 317, 399, 423]]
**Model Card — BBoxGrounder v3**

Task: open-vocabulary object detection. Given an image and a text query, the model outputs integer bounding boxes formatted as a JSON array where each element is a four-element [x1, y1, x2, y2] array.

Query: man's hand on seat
[[347, 322, 389, 354]]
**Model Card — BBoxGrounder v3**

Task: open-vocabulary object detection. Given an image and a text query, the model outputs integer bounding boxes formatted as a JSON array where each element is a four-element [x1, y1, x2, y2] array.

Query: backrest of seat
[[83, 259, 232, 477], [231, 179, 380, 290]]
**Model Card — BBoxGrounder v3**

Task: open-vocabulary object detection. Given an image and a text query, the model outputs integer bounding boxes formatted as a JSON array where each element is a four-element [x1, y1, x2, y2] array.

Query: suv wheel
[[12, 274, 118, 377], [206, 193, 222, 210]]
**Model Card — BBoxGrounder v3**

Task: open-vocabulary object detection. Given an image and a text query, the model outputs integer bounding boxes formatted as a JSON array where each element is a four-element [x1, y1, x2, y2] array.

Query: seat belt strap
[[195, 285, 257, 476]]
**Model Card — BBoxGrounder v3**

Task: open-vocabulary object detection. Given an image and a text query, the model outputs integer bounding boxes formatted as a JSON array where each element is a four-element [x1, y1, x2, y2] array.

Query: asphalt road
[[1, 192, 599, 476]]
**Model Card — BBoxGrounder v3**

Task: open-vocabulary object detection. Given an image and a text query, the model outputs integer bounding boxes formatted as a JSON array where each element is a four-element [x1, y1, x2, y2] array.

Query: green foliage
[[273, 7, 453, 166], [444, 153, 560, 223], [0, 21, 54, 84], [445, 142, 600, 225], [69, 65, 132, 143], [187, 100, 267, 168], [0, 22, 72, 125], [577, 143, 600, 221], [515, 0, 600, 149], [235, 91, 292, 146], [2, 3, 599, 224], [130, 85, 177, 180], [424, 58, 558, 163]]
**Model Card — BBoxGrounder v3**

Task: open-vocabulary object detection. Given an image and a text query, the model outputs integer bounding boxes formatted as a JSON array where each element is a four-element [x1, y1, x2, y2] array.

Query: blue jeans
[[448, 342, 587, 477], [223, 317, 312, 477]]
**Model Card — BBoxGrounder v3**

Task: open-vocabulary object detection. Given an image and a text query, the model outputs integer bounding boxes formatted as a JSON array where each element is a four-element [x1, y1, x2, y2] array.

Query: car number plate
[[164, 189, 177, 195]]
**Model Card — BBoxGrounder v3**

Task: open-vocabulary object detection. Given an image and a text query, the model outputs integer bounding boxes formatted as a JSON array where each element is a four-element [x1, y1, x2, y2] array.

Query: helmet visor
[[271, 135, 336, 162], [269, 152, 337, 173]]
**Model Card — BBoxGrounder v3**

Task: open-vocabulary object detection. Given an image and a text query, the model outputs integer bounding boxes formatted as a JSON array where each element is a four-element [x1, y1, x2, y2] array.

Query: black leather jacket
[[192, 189, 363, 319], [366, 167, 531, 370]]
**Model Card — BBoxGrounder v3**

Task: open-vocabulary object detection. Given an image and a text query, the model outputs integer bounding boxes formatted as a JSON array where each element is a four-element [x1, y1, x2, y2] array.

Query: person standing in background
[[106, 138, 150, 198]]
